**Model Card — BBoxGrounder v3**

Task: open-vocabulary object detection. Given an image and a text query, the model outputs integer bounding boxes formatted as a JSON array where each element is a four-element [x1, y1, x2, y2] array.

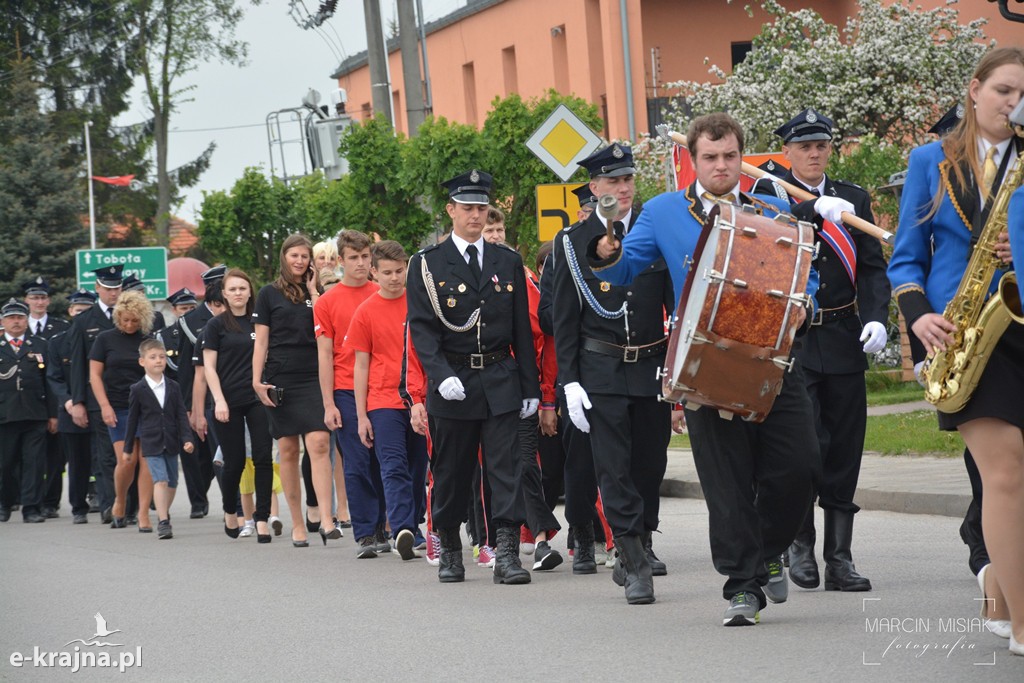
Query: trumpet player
[[888, 46, 1024, 656]]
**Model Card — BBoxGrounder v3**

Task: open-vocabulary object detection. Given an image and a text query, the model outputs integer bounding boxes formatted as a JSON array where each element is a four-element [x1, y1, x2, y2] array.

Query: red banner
[[92, 175, 135, 187]]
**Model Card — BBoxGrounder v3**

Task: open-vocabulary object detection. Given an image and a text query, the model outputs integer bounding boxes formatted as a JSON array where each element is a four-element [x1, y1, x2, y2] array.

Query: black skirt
[[263, 371, 328, 439], [938, 322, 1024, 431]]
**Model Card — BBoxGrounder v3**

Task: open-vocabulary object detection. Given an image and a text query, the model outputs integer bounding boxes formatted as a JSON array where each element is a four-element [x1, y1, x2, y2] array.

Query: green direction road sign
[[76, 247, 169, 299]]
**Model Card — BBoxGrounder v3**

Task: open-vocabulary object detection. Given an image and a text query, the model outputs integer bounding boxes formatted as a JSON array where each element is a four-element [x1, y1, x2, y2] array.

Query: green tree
[[335, 115, 433, 251], [126, 0, 259, 242], [0, 60, 84, 303]]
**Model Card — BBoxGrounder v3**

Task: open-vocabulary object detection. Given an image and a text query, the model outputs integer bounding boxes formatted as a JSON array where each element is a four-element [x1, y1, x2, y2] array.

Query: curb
[[660, 478, 969, 518]]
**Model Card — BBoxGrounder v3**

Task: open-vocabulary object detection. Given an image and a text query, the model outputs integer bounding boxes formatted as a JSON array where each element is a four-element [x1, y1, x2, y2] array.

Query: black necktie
[[106, 308, 112, 319], [466, 244, 482, 283], [613, 221, 625, 240], [35, 321, 42, 335]]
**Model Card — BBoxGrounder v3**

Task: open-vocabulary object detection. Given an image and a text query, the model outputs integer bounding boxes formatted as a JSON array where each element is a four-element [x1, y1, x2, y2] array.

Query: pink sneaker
[[520, 526, 535, 555], [425, 532, 441, 566], [478, 544, 496, 568]]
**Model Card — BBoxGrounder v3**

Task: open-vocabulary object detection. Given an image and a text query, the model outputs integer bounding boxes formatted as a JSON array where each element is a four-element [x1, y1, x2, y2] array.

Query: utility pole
[[397, 0, 426, 136], [363, 0, 392, 126]]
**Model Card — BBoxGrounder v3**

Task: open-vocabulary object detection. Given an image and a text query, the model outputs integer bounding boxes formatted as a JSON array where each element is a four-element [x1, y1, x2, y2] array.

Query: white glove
[[438, 376, 466, 401], [859, 321, 888, 353], [520, 398, 539, 419], [563, 382, 592, 433], [814, 196, 855, 225]]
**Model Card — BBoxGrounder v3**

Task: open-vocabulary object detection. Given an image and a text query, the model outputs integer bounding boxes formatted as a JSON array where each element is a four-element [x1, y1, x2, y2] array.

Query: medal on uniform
[[600, 282, 611, 292], [457, 283, 466, 293], [447, 296, 456, 308], [438, 281, 446, 287], [506, 284, 513, 292], [495, 284, 501, 292]]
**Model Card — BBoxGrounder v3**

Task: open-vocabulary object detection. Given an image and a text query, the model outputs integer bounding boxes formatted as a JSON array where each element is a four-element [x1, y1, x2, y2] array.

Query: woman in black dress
[[889, 47, 1024, 653], [89, 290, 154, 530], [204, 269, 275, 543], [252, 234, 341, 547]]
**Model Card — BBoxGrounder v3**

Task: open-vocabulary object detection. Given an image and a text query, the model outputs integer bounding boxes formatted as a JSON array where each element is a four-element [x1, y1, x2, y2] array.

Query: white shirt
[[98, 301, 113, 318], [145, 374, 166, 409], [792, 174, 827, 197], [28, 314, 47, 334], [696, 180, 743, 215], [450, 232, 486, 271]]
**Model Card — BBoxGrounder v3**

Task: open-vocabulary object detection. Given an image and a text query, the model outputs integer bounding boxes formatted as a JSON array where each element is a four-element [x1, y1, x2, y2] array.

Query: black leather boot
[[613, 535, 655, 604], [493, 526, 531, 584], [788, 508, 820, 589], [959, 499, 990, 576], [437, 528, 465, 583], [823, 510, 871, 591], [641, 530, 667, 576], [572, 523, 597, 575]]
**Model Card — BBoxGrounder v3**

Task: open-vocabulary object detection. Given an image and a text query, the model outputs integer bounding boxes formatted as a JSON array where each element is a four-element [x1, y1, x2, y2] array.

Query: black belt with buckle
[[811, 301, 857, 326], [445, 348, 511, 369], [581, 336, 667, 363]]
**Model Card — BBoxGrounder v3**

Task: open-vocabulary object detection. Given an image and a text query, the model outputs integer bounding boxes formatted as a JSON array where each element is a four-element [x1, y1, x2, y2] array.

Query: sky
[[115, 0, 466, 225]]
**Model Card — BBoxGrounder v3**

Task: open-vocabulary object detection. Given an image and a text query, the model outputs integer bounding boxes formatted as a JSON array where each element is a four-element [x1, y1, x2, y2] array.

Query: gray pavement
[[663, 401, 971, 518], [2, 497, 1021, 681]]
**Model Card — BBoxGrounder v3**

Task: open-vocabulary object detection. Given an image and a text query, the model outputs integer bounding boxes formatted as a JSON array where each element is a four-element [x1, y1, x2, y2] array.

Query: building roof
[[330, 0, 506, 79]]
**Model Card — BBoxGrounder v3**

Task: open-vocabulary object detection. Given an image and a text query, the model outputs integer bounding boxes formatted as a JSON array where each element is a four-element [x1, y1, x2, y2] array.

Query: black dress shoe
[[100, 508, 113, 524], [73, 514, 89, 524], [87, 495, 100, 513], [189, 509, 205, 519], [125, 515, 138, 526], [43, 507, 60, 519], [110, 516, 127, 529], [24, 513, 46, 523], [0, 509, 10, 522], [305, 513, 321, 533]]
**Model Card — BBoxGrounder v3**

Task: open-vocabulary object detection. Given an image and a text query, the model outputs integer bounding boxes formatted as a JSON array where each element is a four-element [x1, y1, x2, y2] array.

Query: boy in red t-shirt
[[314, 230, 386, 557], [344, 241, 428, 561]]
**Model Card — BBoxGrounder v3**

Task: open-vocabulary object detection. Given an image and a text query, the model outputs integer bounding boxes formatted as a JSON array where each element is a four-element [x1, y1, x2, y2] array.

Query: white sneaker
[[239, 520, 255, 538], [602, 544, 616, 568], [1010, 633, 1023, 656]]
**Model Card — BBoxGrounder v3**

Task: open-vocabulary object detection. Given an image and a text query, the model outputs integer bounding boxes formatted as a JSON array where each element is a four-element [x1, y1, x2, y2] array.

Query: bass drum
[[662, 203, 814, 422]]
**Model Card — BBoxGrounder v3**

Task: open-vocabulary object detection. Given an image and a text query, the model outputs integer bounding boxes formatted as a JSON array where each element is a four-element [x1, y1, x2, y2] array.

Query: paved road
[[2, 495, 1020, 681]]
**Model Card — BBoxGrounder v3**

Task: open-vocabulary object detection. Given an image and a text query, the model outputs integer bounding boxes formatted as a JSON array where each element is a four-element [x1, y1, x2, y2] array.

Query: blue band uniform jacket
[[551, 208, 674, 396], [406, 238, 541, 420]]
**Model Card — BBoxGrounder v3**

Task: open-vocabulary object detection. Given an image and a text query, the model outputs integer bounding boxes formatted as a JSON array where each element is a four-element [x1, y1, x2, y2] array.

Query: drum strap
[[562, 234, 629, 323]]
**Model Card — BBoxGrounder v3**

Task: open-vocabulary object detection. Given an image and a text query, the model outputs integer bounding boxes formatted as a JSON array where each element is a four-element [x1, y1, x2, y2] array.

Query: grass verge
[[669, 410, 962, 456]]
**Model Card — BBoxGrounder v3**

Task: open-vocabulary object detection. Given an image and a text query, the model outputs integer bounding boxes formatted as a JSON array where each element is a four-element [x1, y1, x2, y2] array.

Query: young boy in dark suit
[[123, 338, 194, 539]]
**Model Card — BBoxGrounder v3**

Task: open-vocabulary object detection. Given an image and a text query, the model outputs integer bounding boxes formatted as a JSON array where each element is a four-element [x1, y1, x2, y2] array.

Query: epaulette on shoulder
[[833, 178, 867, 194], [416, 243, 441, 256], [563, 219, 584, 234], [495, 242, 518, 253]]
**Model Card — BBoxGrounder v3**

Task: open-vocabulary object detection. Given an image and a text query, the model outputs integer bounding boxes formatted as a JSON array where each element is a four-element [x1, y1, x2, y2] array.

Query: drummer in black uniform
[[753, 109, 890, 592], [66, 265, 123, 523], [0, 299, 57, 523], [406, 170, 541, 585], [174, 267, 226, 518], [550, 144, 674, 604]]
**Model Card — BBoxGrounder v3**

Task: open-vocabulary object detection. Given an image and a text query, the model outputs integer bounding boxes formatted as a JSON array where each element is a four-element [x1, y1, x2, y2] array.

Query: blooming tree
[[664, 0, 988, 150]]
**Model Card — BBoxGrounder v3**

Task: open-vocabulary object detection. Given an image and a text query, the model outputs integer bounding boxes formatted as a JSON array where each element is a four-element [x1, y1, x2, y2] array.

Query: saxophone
[[921, 139, 1024, 412]]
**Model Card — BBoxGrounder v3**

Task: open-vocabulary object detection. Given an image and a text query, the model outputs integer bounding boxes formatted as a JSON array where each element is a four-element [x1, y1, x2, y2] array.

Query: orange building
[[332, 0, 1021, 139]]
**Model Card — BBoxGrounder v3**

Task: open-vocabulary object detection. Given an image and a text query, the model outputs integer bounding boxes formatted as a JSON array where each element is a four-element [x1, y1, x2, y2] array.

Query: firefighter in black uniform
[[155, 288, 198, 383], [46, 289, 97, 524], [66, 264, 123, 523], [551, 144, 674, 605], [22, 277, 70, 517], [0, 299, 57, 523], [753, 109, 891, 592], [174, 268, 225, 518], [407, 170, 541, 585]]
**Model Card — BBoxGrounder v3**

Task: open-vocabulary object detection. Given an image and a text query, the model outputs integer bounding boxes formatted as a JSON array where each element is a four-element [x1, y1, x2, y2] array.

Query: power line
[[169, 122, 266, 133]]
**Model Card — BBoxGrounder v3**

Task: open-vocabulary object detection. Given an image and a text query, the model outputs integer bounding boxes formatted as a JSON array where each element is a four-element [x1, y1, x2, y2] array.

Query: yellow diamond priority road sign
[[525, 104, 602, 182]]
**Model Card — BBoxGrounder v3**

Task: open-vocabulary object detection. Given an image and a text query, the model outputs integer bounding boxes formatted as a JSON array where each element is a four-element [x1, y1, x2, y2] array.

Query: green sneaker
[[723, 592, 760, 626], [764, 555, 789, 604]]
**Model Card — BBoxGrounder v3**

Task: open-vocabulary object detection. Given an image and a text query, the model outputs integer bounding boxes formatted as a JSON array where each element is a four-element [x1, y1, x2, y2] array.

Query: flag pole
[[85, 121, 96, 249]]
